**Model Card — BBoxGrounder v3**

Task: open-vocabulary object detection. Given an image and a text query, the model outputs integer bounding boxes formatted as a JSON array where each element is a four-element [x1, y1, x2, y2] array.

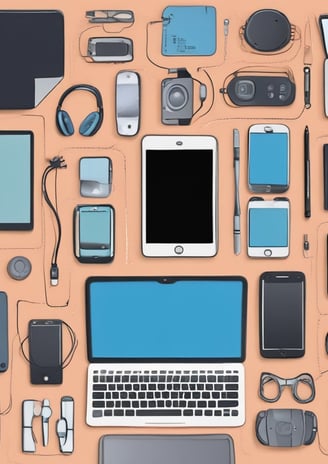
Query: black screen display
[[263, 281, 304, 350], [29, 322, 62, 367], [145, 149, 213, 243]]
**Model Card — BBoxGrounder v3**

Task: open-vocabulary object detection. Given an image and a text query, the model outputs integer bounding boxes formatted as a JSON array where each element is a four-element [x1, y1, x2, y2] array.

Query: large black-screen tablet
[[0, 131, 33, 230], [86, 276, 247, 363]]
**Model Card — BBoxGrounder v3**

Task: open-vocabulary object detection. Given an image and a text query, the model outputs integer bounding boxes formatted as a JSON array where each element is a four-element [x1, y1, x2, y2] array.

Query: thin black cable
[[42, 167, 61, 264], [41, 157, 67, 283], [191, 75, 215, 120], [61, 320, 78, 368], [146, 20, 170, 70], [194, 69, 215, 120]]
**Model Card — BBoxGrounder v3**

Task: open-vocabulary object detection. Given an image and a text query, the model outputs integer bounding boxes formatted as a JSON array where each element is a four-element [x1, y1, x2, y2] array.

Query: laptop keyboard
[[89, 367, 242, 424]]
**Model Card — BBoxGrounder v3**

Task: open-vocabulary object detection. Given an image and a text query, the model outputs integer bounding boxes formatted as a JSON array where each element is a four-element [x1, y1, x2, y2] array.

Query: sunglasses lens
[[261, 375, 280, 402], [294, 375, 314, 403]]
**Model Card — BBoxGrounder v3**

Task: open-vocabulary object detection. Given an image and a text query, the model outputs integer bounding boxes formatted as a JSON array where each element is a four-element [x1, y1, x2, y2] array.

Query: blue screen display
[[249, 208, 288, 247], [0, 133, 32, 227], [87, 279, 246, 360], [249, 132, 288, 186], [79, 207, 112, 258]]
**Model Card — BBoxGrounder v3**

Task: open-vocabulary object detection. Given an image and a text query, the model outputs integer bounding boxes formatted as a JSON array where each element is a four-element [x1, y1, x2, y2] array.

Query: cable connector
[[50, 264, 59, 286], [50, 156, 67, 169]]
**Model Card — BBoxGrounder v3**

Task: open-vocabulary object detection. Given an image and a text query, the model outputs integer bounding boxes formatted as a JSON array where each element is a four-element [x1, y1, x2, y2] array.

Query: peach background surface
[[1, 0, 328, 463]]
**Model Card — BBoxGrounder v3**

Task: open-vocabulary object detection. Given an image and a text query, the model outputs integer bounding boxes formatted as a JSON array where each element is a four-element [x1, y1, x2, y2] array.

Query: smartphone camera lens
[[235, 79, 255, 100]]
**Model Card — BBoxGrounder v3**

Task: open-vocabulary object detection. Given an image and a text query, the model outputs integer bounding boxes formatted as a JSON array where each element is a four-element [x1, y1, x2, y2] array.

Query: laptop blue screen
[[86, 278, 247, 361]]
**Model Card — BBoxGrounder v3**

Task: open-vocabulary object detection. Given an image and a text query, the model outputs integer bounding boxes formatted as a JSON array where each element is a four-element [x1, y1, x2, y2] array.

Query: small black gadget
[[224, 74, 295, 106], [56, 84, 103, 136], [7, 256, 31, 280], [0, 292, 8, 372], [243, 9, 292, 52], [28, 319, 62, 384], [256, 409, 317, 447], [87, 37, 133, 62], [260, 271, 305, 358]]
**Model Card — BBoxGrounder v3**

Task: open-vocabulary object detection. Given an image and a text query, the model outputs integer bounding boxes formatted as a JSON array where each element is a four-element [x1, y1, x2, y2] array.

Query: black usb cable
[[41, 156, 67, 286]]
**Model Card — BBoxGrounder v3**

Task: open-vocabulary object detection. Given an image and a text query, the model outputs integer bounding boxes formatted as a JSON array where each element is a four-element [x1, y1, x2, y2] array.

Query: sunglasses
[[259, 372, 315, 404]]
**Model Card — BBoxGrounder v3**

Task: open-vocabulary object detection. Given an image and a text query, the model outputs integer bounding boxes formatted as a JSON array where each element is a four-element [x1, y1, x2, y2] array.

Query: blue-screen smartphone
[[247, 197, 289, 258], [248, 124, 289, 193], [74, 205, 114, 263]]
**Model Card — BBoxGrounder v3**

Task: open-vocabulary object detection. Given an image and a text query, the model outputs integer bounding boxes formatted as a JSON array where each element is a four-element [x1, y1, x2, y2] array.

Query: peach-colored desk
[[1, 1, 328, 463]]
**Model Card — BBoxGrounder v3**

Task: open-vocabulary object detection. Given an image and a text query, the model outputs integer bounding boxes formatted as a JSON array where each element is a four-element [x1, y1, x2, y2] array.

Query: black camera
[[161, 68, 194, 125], [223, 73, 295, 106]]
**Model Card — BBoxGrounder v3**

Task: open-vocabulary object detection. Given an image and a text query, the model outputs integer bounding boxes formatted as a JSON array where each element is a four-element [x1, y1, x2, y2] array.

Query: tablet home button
[[264, 249, 272, 257], [174, 245, 184, 255]]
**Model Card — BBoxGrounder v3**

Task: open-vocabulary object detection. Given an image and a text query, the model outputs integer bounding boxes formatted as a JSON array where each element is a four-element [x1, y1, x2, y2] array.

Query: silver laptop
[[85, 276, 247, 427]]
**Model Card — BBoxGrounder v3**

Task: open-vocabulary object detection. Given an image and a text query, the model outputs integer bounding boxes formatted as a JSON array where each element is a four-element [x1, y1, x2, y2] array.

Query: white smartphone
[[115, 70, 140, 136], [248, 124, 289, 193], [141, 135, 218, 257], [247, 197, 289, 258]]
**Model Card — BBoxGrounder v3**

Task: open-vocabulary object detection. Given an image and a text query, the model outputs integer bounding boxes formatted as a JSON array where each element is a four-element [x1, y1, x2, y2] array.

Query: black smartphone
[[73, 205, 114, 263], [28, 319, 62, 384], [260, 271, 305, 358]]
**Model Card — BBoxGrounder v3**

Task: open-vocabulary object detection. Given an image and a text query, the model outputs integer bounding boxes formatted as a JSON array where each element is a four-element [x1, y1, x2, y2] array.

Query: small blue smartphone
[[74, 205, 114, 263], [247, 197, 289, 258], [248, 124, 289, 193]]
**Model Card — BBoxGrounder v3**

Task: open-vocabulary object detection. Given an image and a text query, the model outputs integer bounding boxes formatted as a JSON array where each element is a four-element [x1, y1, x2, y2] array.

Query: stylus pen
[[233, 129, 241, 254], [304, 125, 311, 218]]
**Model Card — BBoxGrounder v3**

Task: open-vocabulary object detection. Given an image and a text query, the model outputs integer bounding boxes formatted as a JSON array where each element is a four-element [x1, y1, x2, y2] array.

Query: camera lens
[[235, 79, 255, 101], [167, 85, 188, 110]]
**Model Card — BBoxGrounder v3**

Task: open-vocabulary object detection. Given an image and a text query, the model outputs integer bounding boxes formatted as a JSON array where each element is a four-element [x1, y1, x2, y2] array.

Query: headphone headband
[[57, 84, 103, 111], [56, 84, 103, 136]]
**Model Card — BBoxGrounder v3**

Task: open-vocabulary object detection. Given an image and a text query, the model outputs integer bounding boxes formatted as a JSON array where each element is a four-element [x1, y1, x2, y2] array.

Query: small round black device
[[243, 9, 292, 52]]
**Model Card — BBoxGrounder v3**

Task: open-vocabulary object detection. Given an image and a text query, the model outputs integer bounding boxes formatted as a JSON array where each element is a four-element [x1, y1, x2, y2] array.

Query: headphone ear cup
[[79, 111, 101, 136], [57, 110, 74, 136]]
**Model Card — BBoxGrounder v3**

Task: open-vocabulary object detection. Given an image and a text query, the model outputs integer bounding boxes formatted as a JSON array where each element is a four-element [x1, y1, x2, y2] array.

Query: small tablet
[[141, 135, 218, 257], [99, 434, 235, 464], [0, 131, 33, 230]]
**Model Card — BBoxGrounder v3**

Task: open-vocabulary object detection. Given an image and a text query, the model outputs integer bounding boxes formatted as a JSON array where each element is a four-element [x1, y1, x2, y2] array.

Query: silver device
[[115, 71, 140, 136], [56, 396, 74, 454]]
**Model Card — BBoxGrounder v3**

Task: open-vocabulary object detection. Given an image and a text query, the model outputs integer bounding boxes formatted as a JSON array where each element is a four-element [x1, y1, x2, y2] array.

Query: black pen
[[233, 129, 241, 254], [304, 125, 311, 218]]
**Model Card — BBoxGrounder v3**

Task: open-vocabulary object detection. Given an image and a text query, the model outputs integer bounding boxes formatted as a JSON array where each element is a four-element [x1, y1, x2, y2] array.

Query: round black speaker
[[244, 9, 292, 52]]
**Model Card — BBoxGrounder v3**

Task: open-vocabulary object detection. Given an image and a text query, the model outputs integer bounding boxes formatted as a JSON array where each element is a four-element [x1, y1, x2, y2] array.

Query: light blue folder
[[161, 6, 216, 56]]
